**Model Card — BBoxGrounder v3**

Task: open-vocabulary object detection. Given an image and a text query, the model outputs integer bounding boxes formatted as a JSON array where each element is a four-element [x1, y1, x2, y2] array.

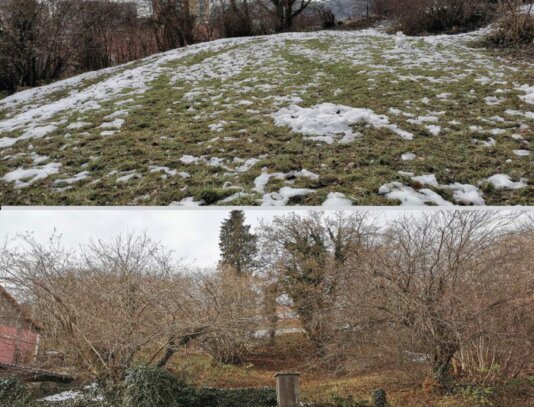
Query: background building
[[0, 285, 41, 365]]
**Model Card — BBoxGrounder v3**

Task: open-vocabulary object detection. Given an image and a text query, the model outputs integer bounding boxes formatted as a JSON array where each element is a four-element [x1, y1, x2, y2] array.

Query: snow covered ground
[[0, 27, 531, 205], [38, 384, 103, 403]]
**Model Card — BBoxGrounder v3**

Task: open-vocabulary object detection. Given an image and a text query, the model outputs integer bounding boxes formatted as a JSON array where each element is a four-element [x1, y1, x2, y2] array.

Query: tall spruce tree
[[219, 210, 257, 275]]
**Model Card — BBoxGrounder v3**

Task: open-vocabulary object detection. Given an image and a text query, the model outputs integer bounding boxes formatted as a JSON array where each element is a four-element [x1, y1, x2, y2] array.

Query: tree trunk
[[275, 4, 285, 32], [431, 344, 458, 391], [155, 328, 207, 368], [282, 3, 293, 31]]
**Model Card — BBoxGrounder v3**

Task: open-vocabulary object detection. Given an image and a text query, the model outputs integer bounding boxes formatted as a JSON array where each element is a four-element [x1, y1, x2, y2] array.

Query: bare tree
[[260, 0, 313, 31], [194, 265, 260, 364], [149, 0, 196, 51], [0, 233, 207, 384], [0, 0, 74, 91], [350, 211, 531, 390]]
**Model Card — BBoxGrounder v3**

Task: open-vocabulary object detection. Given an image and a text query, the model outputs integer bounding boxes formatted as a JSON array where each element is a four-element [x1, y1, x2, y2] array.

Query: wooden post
[[275, 372, 300, 407], [372, 388, 387, 407]]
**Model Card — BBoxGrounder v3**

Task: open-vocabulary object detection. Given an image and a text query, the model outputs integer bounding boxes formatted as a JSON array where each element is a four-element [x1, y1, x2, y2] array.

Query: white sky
[[1, 208, 521, 268], [0, 208, 424, 268]]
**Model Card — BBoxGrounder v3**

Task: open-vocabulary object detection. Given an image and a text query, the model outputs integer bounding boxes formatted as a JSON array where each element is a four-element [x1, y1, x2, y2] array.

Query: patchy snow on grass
[[505, 109, 534, 120], [53, 171, 90, 185], [100, 118, 125, 129], [0, 124, 58, 148], [180, 155, 201, 164], [0, 26, 531, 205], [31, 153, 49, 164], [219, 191, 250, 204], [66, 121, 92, 130], [322, 192, 353, 206], [261, 187, 315, 206], [381, 175, 486, 206], [39, 390, 84, 402], [105, 110, 129, 120], [170, 197, 205, 206], [379, 182, 453, 206], [209, 121, 227, 132], [235, 158, 260, 173], [116, 172, 142, 183], [273, 103, 413, 144], [38, 384, 103, 403], [401, 152, 416, 161], [407, 115, 439, 124], [252, 168, 318, 194], [411, 174, 439, 188], [425, 125, 441, 136], [485, 174, 528, 190], [2, 163, 61, 188], [149, 166, 178, 177], [443, 183, 485, 206], [517, 84, 534, 105]]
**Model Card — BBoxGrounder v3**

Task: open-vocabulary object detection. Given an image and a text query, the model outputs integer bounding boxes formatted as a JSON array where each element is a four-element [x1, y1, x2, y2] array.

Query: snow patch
[[517, 84, 534, 105], [261, 187, 315, 206], [272, 103, 413, 143], [486, 174, 527, 190], [2, 163, 61, 188], [149, 166, 178, 177], [100, 118, 125, 129], [53, 171, 90, 185], [170, 197, 205, 206], [401, 152, 416, 161], [322, 192, 352, 206], [379, 182, 452, 206], [252, 168, 319, 194]]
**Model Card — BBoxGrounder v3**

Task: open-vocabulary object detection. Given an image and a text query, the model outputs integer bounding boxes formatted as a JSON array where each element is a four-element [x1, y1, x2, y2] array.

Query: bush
[[455, 384, 495, 406], [0, 377, 32, 407], [123, 366, 276, 407], [378, 0, 497, 35], [484, 12, 534, 48], [122, 366, 196, 407]]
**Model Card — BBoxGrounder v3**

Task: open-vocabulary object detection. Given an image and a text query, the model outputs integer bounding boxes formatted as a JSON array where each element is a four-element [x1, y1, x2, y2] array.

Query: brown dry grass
[[169, 333, 532, 407]]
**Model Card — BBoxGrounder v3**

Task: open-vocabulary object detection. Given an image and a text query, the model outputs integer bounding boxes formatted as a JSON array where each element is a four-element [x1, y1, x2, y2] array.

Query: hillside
[[0, 28, 532, 206]]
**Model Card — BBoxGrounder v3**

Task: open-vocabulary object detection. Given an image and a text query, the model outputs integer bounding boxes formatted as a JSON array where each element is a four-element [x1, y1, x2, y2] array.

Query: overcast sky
[[0, 209, 427, 268]]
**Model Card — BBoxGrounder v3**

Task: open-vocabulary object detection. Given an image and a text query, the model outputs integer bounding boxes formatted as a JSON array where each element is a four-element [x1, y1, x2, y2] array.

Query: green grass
[[0, 31, 532, 205]]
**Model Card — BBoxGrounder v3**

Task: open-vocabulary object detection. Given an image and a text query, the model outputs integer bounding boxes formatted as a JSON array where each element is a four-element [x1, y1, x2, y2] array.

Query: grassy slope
[[0, 30, 532, 205]]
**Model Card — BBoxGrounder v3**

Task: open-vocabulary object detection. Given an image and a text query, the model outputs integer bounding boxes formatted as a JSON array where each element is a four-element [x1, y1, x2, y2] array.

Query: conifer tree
[[219, 210, 257, 275]]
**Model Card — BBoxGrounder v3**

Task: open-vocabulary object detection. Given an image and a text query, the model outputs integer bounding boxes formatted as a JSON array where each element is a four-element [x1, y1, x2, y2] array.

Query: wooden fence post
[[275, 372, 300, 407]]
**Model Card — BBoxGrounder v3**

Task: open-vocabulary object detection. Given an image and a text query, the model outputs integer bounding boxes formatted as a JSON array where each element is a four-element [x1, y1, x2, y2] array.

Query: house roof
[[0, 285, 42, 332]]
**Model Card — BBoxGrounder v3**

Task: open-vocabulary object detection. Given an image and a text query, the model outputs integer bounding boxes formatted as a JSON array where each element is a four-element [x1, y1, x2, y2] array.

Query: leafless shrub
[[148, 0, 196, 51], [484, 0, 534, 48], [341, 211, 533, 390], [374, 0, 498, 35], [0, 233, 208, 383], [0, 0, 74, 91], [194, 266, 260, 364]]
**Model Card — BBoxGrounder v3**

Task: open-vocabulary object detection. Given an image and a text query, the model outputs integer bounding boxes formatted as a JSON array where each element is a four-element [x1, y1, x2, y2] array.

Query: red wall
[[0, 325, 39, 364]]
